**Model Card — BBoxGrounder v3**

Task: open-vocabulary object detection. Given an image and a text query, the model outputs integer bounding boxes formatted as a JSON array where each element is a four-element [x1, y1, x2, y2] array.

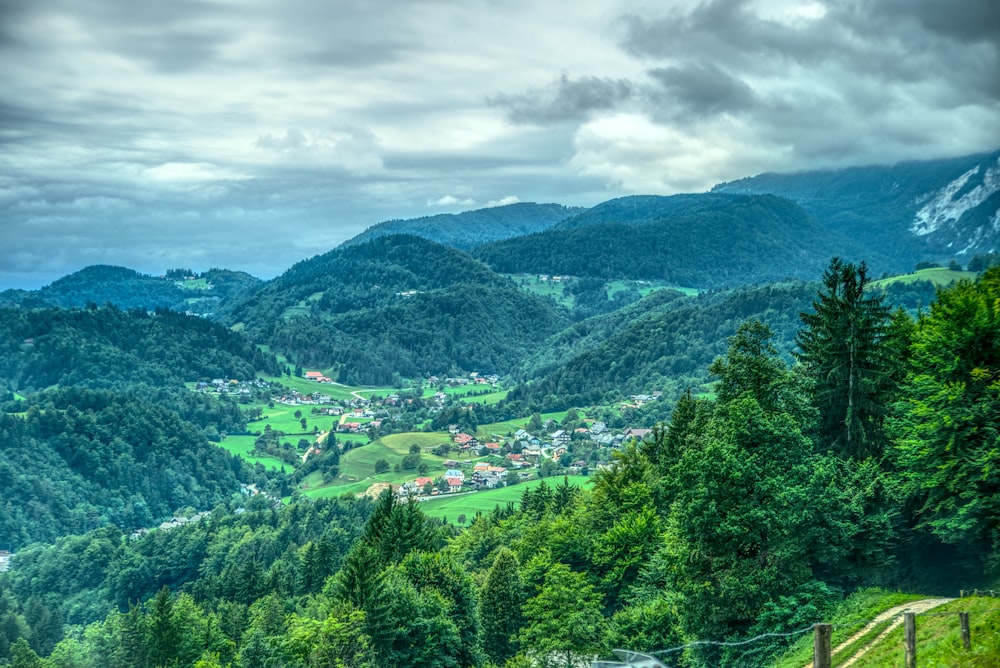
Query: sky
[[1, 0, 998, 289]]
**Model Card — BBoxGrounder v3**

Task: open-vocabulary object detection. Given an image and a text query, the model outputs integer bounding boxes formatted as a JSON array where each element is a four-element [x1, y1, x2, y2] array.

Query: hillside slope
[[0, 265, 261, 316], [472, 194, 872, 287], [227, 235, 571, 383], [713, 150, 1000, 266], [0, 305, 278, 391], [342, 202, 585, 250]]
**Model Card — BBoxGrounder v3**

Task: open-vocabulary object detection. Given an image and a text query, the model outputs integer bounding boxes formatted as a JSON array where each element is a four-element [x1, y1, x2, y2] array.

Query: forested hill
[[0, 388, 247, 550], [0, 265, 261, 315], [0, 265, 185, 310], [712, 149, 1000, 267], [341, 202, 586, 250], [226, 235, 571, 383], [0, 305, 280, 392], [509, 281, 819, 410], [510, 275, 942, 411], [471, 193, 873, 287]]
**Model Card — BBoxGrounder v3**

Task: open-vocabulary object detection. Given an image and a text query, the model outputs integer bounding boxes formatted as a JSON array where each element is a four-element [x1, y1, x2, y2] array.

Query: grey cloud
[[489, 74, 634, 124], [621, 0, 999, 96], [870, 0, 1000, 42], [646, 62, 755, 118]]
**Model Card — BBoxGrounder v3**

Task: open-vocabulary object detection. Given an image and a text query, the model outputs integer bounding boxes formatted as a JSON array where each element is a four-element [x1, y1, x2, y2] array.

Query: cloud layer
[[1, 0, 997, 287]]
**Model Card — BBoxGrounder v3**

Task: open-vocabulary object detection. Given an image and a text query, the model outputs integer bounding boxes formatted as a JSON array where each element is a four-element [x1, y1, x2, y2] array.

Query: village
[[193, 370, 665, 513]]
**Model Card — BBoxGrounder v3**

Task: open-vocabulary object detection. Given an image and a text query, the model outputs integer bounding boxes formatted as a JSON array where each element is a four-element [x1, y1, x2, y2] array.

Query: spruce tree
[[796, 258, 895, 459], [480, 548, 524, 665]]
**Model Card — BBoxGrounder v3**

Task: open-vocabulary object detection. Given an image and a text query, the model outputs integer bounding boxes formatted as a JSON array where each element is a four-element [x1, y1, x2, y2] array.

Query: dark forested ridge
[[510, 281, 818, 410], [0, 265, 261, 315], [226, 235, 571, 382], [713, 149, 1000, 266], [0, 305, 280, 392], [0, 305, 283, 551], [270, 283, 571, 384], [0, 388, 248, 550], [472, 194, 875, 287], [342, 202, 586, 250]]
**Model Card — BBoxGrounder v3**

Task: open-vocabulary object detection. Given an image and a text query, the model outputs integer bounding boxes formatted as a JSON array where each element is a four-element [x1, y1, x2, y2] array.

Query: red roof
[[446, 477, 463, 486]]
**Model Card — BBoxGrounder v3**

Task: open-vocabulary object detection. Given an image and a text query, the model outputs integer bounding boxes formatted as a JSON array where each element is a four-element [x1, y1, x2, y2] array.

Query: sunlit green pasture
[[216, 435, 290, 472], [420, 475, 591, 524], [869, 267, 977, 289]]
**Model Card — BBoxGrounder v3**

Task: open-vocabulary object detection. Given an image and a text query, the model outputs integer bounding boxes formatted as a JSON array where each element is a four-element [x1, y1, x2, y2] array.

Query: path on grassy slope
[[302, 431, 329, 464], [802, 597, 954, 668]]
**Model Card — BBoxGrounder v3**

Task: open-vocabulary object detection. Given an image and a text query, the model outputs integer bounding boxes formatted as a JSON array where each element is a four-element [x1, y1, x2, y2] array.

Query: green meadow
[[870, 266, 977, 288], [504, 273, 575, 308], [606, 279, 699, 298], [217, 435, 290, 472], [300, 431, 463, 499], [478, 411, 570, 438], [420, 475, 591, 524], [176, 277, 211, 290]]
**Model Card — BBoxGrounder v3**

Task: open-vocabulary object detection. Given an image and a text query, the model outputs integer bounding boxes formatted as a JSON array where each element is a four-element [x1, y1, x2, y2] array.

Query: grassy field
[[504, 273, 575, 308], [217, 435, 291, 471], [253, 404, 338, 435], [299, 431, 461, 499], [606, 279, 699, 298], [478, 411, 570, 438], [848, 595, 1000, 667], [870, 267, 978, 289], [176, 278, 211, 290], [773, 588, 949, 668], [420, 475, 592, 524]]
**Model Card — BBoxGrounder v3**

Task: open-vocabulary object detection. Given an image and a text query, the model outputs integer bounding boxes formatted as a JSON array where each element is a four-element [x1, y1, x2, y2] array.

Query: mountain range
[[1, 150, 997, 389]]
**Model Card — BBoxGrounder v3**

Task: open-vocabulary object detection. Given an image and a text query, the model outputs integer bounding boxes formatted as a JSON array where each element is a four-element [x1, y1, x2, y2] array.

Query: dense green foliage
[[797, 259, 898, 459], [227, 236, 570, 382], [1, 262, 998, 667], [0, 496, 372, 664], [0, 266, 186, 311], [890, 267, 1000, 576], [343, 202, 585, 250], [0, 265, 261, 316], [0, 305, 279, 391], [0, 388, 247, 549], [472, 194, 870, 287], [509, 281, 818, 410]]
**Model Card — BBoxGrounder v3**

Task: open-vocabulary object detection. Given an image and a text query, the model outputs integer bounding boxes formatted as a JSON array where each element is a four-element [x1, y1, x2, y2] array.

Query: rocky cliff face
[[910, 154, 1000, 255]]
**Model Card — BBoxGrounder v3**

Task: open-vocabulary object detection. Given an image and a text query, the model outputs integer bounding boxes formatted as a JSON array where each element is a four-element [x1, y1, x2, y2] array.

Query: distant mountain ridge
[[712, 150, 1000, 265], [342, 202, 586, 250], [471, 193, 871, 287], [0, 265, 261, 315]]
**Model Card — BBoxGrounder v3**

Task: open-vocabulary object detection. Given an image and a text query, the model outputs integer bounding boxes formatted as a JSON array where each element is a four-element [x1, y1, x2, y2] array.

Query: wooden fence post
[[813, 623, 832, 668], [904, 612, 916, 668], [959, 612, 971, 650]]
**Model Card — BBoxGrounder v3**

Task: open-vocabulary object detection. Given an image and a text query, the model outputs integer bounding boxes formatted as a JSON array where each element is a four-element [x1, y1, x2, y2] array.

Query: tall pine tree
[[796, 258, 895, 459], [480, 548, 524, 665]]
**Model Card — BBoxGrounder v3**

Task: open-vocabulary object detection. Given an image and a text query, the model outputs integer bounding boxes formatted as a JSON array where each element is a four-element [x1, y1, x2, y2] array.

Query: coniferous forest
[[0, 254, 997, 667]]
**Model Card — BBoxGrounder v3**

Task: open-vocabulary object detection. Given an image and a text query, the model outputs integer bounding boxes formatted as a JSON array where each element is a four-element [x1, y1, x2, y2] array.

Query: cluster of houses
[[395, 461, 515, 500], [388, 420, 657, 500], [274, 389, 336, 406], [426, 372, 500, 387], [195, 378, 269, 395]]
